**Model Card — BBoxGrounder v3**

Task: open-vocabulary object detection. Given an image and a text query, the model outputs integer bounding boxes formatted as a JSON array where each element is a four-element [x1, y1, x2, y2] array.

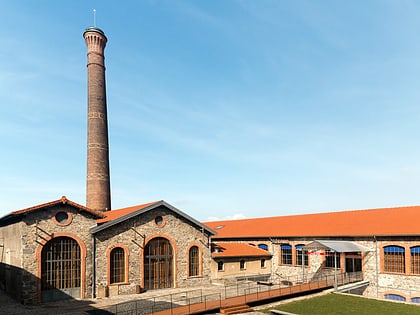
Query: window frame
[[410, 246, 420, 275], [188, 245, 200, 277], [295, 244, 309, 266], [261, 258, 266, 268], [385, 294, 406, 302], [280, 244, 292, 265], [109, 247, 126, 284], [325, 250, 340, 268], [217, 261, 224, 271], [383, 245, 405, 274], [107, 245, 129, 285]]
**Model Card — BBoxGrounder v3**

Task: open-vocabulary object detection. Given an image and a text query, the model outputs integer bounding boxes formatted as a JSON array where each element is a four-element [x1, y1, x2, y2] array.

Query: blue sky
[[1, 1, 420, 221]]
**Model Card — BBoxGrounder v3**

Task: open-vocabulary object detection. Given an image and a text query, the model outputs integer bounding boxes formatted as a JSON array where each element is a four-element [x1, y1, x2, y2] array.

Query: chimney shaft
[[83, 27, 111, 211]]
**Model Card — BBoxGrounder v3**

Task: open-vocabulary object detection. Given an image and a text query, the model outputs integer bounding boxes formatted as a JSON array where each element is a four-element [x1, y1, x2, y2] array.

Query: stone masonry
[[93, 205, 213, 297]]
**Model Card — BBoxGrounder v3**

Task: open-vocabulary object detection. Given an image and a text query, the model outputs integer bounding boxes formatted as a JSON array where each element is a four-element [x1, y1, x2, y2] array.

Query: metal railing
[[102, 271, 363, 315]]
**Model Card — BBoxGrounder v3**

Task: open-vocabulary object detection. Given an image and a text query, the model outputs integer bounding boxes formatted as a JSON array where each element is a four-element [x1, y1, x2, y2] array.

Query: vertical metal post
[[334, 251, 337, 291], [301, 249, 305, 282]]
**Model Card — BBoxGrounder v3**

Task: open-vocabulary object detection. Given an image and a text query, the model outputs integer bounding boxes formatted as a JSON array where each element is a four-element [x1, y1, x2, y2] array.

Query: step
[[220, 304, 253, 314]]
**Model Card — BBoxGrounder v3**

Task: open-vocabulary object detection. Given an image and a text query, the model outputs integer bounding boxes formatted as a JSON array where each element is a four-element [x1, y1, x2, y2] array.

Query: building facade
[[0, 197, 214, 304], [205, 206, 420, 303]]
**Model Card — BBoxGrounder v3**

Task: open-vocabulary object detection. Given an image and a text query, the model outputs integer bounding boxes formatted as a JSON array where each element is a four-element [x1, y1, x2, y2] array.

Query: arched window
[[410, 246, 420, 275], [110, 247, 125, 284], [258, 244, 268, 251], [385, 294, 406, 302], [411, 297, 420, 303], [295, 244, 308, 266], [384, 246, 405, 273], [188, 246, 200, 277], [280, 244, 292, 265]]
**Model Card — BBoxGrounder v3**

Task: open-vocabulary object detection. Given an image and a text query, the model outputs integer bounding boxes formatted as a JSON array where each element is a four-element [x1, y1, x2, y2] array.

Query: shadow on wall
[[0, 262, 113, 313], [0, 262, 180, 315]]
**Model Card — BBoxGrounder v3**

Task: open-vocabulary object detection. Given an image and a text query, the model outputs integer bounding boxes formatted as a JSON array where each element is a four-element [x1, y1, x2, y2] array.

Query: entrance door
[[41, 237, 81, 302], [345, 252, 362, 273], [144, 237, 173, 290]]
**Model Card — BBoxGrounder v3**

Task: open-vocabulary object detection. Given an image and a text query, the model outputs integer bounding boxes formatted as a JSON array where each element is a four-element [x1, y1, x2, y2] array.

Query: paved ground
[[0, 284, 328, 315], [0, 285, 227, 315]]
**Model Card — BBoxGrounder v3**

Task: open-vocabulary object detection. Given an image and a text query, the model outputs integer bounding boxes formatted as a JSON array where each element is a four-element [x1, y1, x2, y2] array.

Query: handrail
[[108, 271, 363, 315]]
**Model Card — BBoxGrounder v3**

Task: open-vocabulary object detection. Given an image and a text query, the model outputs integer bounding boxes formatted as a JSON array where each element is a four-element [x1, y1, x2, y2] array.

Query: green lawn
[[261, 293, 420, 315]]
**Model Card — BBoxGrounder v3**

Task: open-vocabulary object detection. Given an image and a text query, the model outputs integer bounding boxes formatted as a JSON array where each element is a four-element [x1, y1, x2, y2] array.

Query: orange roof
[[96, 201, 159, 224], [213, 242, 271, 258], [204, 206, 420, 238], [9, 196, 105, 218]]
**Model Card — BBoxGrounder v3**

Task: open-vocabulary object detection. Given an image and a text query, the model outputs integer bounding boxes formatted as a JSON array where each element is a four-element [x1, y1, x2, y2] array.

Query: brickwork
[[84, 27, 111, 212]]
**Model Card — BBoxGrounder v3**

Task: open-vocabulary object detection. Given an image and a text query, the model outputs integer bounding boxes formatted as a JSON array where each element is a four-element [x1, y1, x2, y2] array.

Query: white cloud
[[206, 213, 247, 222]]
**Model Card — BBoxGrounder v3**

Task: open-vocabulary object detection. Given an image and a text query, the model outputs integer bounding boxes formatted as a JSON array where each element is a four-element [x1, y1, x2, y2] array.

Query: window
[[154, 215, 164, 227], [384, 246, 405, 273], [280, 244, 292, 265], [295, 244, 309, 266], [240, 260, 246, 270], [217, 261, 224, 271], [258, 244, 268, 251], [110, 247, 125, 284], [411, 297, 420, 303], [385, 294, 406, 302], [53, 211, 72, 226], [188, 246, 199, 277], [261, 259, 266, 268], [325, 250, 340, 268], [410, 246, 420, 275]]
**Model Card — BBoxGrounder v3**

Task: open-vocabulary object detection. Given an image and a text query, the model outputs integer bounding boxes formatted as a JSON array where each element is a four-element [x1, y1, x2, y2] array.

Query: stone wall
[[361, 238, 420, 301], [0, 222, 24, 301], [19, 204, 97, 304], [93, 205, 212, 297]]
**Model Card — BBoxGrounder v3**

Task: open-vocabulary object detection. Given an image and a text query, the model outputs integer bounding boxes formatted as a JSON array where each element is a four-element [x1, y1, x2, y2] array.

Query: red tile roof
[[96, 201, 159, 224], [10, 196, 105, 218], [213, 242, 271, 258], [204, 206, 420, 238]]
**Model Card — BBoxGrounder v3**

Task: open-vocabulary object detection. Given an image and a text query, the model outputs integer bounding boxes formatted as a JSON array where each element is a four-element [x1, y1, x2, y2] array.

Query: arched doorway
[[144, 237, 173, 290], [41, 236, 81, 302]]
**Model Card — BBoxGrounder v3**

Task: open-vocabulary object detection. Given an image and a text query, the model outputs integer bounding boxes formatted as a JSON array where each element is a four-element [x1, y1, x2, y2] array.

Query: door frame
[[36, 233, 87, 303], [141, 234, 177, 290]]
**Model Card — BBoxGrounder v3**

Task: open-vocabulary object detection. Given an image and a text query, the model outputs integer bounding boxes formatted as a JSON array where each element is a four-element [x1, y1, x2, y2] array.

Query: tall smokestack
[[83, 27, 111, 211]]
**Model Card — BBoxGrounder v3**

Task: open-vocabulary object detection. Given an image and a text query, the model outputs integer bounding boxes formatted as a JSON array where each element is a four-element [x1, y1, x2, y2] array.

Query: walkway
[[0, 272, 362, 315], [147, 272, 363, 315]]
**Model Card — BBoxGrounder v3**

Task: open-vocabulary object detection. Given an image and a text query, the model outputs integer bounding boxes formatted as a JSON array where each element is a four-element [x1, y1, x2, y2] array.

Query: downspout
[[92, 234, 96, 299], [374, 235, 378, 298]]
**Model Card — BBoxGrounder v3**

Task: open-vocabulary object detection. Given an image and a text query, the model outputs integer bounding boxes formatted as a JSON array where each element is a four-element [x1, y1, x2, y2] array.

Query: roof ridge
[[204, 204, 420, 224]]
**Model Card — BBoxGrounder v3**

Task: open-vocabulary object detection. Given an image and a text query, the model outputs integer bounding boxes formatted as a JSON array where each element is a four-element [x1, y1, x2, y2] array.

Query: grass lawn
[[261, 293, 420, 315]]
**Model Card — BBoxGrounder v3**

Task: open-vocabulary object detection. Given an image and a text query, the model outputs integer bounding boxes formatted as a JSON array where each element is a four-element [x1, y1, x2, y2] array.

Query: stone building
[[0, 197, 214, 304], [205, 205, 420, 303]]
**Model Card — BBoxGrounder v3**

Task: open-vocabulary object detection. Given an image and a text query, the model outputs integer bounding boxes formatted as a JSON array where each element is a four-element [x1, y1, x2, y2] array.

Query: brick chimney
[[83, 27, 111, 211]]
